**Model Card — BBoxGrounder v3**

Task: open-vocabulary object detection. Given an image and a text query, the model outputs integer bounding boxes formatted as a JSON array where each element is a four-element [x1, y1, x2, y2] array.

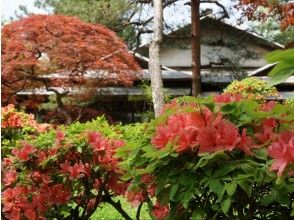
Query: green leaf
[[268, 66, 294, 86], [182, 191, 194, 208], [226, 182, 237, 196], [169, 183, 179, 201], [120, 173, 132, 181], [77, 146, 82, 153], [209, 179, 222, 195], [213, 166, 234, 178], [196, 151, 229, 169], [191, 207, 205, 220], [276, 191, 290, 206], [265, 49, 294, 63], [221, 197, 232, 214], [238, 180, 252, 197], [261, 192, 276, 206], [141, 144, 156, 153], [265, 49, 294, 85], [254, 148, 267, 160], [221, 103, 237, 113], [286, 183, 294, 193]]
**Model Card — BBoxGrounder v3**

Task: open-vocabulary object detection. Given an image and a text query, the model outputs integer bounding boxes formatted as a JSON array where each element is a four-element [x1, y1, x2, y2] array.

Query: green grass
[[90, 197, 152, 220]]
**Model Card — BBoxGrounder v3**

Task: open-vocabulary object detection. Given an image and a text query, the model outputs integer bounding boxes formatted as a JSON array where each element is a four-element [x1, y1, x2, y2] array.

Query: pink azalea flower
[[267, 132, 294, 176]]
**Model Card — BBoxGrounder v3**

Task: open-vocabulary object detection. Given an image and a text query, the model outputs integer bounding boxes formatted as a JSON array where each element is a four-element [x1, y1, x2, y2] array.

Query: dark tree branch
[[200, 0, 229, 19], [103, 195, 132, 220], [136, 202, 144, 220], [32, 75, 72, 124], [84, 173, 110, 219]]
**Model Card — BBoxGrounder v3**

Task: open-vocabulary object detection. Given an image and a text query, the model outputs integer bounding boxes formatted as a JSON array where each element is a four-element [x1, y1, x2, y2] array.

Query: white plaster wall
[[159, 45, 268, 68]]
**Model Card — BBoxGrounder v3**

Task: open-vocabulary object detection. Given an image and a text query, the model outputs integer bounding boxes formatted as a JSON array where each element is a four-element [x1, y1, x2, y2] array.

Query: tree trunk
[[191, 0, 201, 96], [149, 0, 164, 117]]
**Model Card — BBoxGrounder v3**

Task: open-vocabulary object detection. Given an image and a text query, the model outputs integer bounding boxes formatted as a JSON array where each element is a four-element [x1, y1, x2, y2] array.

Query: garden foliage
[[118, 94, 294, 219], [1, 15, 140, 110], [2, 94, 294, 219], [2, 116, 138, 220], [224, 77, 278, 100], [1, 104, 52, 157]]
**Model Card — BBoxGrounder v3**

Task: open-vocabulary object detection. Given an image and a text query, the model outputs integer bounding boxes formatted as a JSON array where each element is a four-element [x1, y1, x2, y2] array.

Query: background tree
[[34, 0, 139, 48], [6, 1, 292, 110], [248, 16, 294, 45], [33, 0, 182, 49], [237, 0, 294, 30], [149, 0, 164, 117], [1, 15, 140, 123]]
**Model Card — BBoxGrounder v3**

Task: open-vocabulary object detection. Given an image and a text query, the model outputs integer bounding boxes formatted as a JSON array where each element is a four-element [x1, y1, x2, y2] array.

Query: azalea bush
[[2, 95, 294, 220], [224, 77, 279, 101], [1, 104, 52, 157], [2, 116, 144, 220], [117, 94, 294, 219]]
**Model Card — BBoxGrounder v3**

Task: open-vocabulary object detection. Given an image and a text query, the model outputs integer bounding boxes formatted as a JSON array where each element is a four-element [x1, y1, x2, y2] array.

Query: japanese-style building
[[17, 17, 294, 122]]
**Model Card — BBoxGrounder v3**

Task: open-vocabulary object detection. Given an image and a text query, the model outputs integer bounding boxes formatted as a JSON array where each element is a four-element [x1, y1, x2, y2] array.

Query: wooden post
[[191, 0, 201, 96]]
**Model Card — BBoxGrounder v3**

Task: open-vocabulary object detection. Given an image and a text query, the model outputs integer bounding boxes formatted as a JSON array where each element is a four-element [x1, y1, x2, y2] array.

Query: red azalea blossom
[[198, 119, 240, 153], [88, 131, 124, 171], [238, 129, 254, 155], [2, 158, 13, 167], [261, 101, 276, 112], [106, 175, 129, 195], [2, 186, 30, 219], [12, 143, 35, 161], [214, 93, 242, 103], [24, 209, 36, 220], [3, 170, 18, 186], [7, 207, 21, 220], [2, 113, 23, 128], [37, 151, 47, 164], [48, 184, 70, 205], [267, 132, 294, 176], [256, 118, 277, 144], [126, 190, 145, 207], [88, 131, 110, 152], [93, 178, 102, 189], [152, 202, 169, 220], [152, 112, 206, 152], [60, 161, 89, 179], [152, 107, 242, 154], [55, 129, 65, 146], [87, 198, 96, 210], [160, 99, 178, 115], [151, 126, 171, 149]]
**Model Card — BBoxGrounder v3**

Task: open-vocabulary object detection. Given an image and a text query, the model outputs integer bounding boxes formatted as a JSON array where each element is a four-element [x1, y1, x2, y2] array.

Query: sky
[[1, 0, 250, 45], [2, 0, 46, 19], [2, 0, 239, 22], [1, 0, 248, 33]]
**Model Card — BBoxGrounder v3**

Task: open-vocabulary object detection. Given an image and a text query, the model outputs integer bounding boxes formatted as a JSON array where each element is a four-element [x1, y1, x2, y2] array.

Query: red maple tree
[[238, 0, 294, 30], [1, 15, 140, 121]]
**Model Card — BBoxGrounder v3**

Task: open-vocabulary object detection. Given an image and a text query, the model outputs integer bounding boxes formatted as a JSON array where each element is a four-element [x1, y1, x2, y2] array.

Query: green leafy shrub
[[2, 94, 294, 220], [224, 77, 279, 100], [2, 116, 152, 220], [117, 94, 294, 219], [2, 118, 132, 219]]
